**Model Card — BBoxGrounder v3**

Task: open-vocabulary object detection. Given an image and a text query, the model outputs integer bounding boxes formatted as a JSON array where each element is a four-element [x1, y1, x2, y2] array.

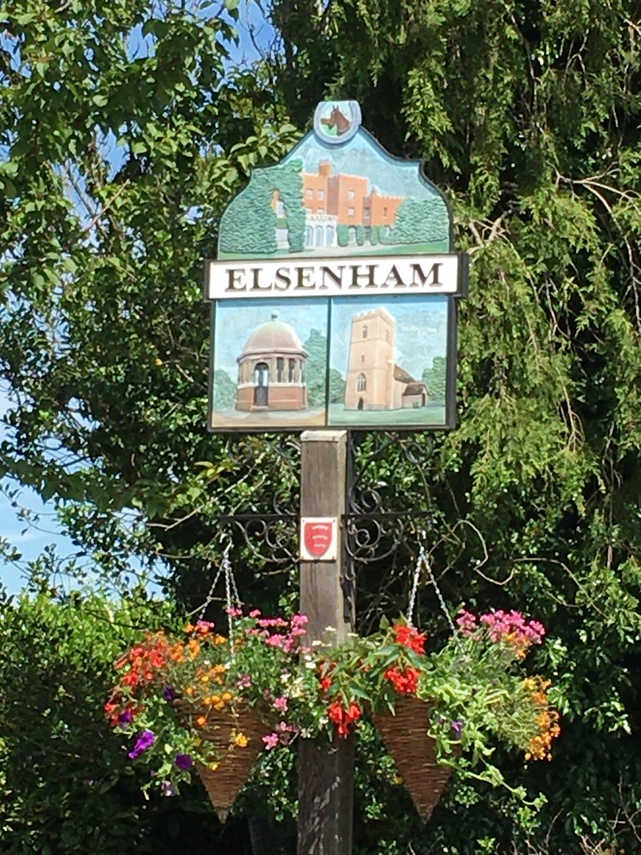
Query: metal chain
[[186, 541, 241, 642], [415, 530, 461, 644], [407, 546, 423, 628]]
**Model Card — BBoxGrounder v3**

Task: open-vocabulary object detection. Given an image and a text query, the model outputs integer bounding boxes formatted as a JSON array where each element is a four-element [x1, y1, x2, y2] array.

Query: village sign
[[205, 100, 468, 431]]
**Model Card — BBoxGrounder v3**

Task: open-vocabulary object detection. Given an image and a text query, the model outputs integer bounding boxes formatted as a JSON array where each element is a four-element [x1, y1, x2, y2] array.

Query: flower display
[[106, 605, 560, 800], [311, 609, 560, 787], [106, 610, 316, 793]]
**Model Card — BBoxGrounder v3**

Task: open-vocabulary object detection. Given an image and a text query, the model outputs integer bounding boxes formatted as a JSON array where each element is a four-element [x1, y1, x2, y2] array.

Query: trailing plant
[[316, 610, 559, 787]]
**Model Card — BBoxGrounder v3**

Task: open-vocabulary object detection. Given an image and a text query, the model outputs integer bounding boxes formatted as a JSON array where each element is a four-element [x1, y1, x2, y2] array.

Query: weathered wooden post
[[298, 430, 353, 855]]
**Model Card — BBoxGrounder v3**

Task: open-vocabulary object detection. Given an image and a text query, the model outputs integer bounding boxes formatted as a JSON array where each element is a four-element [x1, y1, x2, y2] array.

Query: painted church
[[344, 308, 428, 411]]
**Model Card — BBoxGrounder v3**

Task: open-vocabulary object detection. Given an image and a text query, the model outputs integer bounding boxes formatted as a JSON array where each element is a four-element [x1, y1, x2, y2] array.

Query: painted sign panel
[[205, 100, 467, 432]]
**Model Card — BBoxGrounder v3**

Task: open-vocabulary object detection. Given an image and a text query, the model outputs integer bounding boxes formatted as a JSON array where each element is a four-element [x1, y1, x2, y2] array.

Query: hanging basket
[[174, 700, 269, 822], [373, 697, 454, 823]]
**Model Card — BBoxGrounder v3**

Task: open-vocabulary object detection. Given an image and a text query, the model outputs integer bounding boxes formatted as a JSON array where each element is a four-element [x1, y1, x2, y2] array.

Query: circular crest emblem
[[313, 101, 362, 145]]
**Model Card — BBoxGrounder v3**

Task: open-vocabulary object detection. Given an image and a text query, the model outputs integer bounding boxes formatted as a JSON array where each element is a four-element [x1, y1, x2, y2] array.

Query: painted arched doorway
[[253, 362, 269, 406]]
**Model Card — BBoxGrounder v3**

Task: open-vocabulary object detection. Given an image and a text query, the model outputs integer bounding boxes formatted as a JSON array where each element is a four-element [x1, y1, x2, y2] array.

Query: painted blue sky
[[214, 299, 329, 377], [283, 129, 443, 201], [329, 296, 449, 381]]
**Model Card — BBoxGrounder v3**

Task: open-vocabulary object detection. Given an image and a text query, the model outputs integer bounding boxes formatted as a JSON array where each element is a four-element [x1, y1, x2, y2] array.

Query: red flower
[[327, 700, 362, 737], [384, 666, 420, 695], [393, 624, 427, 655], [320, 675, 332, 692]]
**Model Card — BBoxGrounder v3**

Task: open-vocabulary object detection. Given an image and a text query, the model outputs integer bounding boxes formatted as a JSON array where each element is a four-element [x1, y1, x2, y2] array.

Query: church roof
[[393, 364, 415, 384], [239, 317, 306, 359], [402, 382, 427, 397]]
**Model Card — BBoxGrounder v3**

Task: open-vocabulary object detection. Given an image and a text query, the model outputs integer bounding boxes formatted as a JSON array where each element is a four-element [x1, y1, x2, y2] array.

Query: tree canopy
[[2, 0, 641, 852]]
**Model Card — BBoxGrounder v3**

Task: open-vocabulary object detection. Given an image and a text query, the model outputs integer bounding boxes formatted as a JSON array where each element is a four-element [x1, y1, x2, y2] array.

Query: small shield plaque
[[300, 517, 338, 562]]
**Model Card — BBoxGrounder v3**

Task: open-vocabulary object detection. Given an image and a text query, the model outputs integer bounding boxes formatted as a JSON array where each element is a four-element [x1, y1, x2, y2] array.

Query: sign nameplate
[[207, 254, 464, 300]]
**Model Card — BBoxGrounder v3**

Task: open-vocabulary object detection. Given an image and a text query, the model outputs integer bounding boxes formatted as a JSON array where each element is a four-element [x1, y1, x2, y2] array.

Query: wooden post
[[298, 430, 354, 855]]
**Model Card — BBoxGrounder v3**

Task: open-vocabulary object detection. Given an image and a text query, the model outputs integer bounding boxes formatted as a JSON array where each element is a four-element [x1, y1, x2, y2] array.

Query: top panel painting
[[217, 100, 452, 260]]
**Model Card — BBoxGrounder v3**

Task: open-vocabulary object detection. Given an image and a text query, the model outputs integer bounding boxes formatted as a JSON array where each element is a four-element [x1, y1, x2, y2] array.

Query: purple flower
[[128, 729, 156, 759], [174, 753, 193, 770], [161, 780, 176, 797], [451, 720, 464, 739], [163, 686, 176, 702], [118, 709, 134, 726]]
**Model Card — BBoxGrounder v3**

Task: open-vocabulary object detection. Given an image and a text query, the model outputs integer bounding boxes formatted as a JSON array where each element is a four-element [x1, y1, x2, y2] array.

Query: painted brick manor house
[[272, 162, 405, 251]]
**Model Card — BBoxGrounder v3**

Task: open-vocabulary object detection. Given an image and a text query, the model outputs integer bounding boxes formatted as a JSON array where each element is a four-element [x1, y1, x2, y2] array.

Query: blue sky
[[0, 2, 274, 595]]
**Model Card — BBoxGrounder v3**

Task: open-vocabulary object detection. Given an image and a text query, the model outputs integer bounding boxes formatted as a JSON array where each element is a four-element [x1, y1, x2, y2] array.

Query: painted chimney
[[318, 161, 331, 177]]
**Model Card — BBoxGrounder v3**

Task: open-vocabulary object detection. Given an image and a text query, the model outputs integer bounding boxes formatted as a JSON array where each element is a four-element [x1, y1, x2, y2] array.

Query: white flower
[[305, 660, 316, 670], [324, 626, 336, 633]]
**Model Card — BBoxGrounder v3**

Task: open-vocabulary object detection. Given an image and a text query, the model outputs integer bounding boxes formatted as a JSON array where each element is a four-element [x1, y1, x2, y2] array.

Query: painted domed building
[[236, 312, 308, 411]]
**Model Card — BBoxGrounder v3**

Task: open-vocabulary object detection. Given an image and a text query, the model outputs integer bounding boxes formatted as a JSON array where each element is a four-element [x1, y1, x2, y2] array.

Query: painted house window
[[348, 207, 355, 217], [362, 325, 368, 339], [318, 207, 325, 214], [348, 190, 355, 200], [357, 373, 367, 391], [383, 207, 388, 217], [289, 359, 295, 382], [318, 190, 324, 200], [277, 357, 284, 382], [306, 188, 313, 198]]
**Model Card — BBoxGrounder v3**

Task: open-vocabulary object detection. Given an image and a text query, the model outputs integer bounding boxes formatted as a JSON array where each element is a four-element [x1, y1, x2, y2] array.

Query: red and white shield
[[300, 517, 338, 561]]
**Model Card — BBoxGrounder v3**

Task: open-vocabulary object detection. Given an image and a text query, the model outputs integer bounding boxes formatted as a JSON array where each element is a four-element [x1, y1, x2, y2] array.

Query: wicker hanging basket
[[373, 697, 453, 823], [174, 700, 268, 822]]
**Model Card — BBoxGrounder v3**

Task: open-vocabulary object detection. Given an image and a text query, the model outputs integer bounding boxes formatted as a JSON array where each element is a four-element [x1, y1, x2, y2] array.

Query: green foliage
[[219, 169, 278, 255], [328, 368, 346, 404], [336, 223, 349, 246], [219, 158, 305, 255], [423, 355, 447, 401], [392, 198, 449, 245], [0, 586, 159, 852], [302, 327, 328, 407], [213, 369, 237, 410]]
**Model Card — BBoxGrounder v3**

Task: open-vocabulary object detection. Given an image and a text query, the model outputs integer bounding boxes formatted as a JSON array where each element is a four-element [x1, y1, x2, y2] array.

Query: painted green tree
[[422, 356, 447, 402], [219, 169, 279, 255], [391, 198, 449, 246], [213, 369, 237, 410], [302, 327, 328, 408]]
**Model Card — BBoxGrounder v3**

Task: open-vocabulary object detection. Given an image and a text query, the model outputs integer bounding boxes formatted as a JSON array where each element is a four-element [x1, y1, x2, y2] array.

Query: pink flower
[[226, 607, 243, 618], [249, 609, 261, 618], [456, 609, 477, 634], [262, 733, 280, 750], [237, 674, 252, 690], [273, 696, 288, 713], [291, 614, 308, 626]]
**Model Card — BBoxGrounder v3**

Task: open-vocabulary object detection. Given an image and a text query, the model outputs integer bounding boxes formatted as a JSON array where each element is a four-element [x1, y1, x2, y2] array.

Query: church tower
[[344, 308, 396, 410]]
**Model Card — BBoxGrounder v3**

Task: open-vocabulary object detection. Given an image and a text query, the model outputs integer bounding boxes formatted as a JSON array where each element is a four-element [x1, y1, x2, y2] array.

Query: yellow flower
[[185, 686, 195, 697], [233, 732, 249, 748], [221, 692, 233, 702], [208, 762, 219, 771]]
